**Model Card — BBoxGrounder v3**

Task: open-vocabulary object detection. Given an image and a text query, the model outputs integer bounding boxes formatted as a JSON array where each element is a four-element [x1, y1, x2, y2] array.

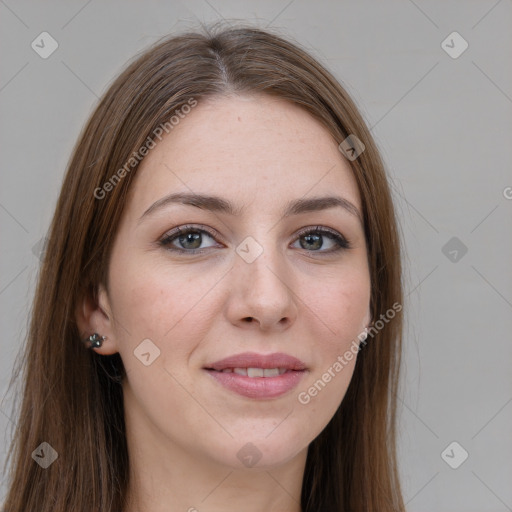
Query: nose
[[224, 243, 299, 332]]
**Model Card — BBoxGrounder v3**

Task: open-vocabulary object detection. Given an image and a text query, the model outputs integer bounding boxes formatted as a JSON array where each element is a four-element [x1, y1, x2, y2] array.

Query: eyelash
[[158, 224, 351, 256]]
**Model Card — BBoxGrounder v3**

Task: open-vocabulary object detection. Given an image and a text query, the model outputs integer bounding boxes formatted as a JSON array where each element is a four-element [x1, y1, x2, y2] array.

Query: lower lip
[[204, 369, 307, 399]]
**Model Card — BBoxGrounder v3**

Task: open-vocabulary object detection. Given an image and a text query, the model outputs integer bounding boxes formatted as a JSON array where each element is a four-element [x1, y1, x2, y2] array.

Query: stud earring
[[83, 333, 106, 349]]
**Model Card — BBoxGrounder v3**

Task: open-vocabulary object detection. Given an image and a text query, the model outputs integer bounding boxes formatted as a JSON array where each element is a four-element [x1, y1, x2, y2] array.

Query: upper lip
[[205, 352, 307, 371]]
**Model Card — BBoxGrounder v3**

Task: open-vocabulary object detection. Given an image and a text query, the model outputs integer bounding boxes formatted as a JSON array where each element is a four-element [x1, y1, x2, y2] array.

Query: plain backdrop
[[1, 1, 511, 510]]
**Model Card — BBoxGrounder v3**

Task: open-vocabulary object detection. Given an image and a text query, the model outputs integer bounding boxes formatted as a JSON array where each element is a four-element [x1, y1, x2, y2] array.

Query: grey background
[[1, 1, 511, 510]]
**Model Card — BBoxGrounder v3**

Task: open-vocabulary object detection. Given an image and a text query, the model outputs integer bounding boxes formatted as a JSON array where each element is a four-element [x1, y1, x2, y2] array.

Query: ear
[[75, 283, 120, 355]]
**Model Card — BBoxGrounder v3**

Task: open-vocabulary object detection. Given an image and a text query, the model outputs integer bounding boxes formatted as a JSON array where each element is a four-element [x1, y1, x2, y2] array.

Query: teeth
[[247, 367, 264, 378], [225, 367, 288, 378]]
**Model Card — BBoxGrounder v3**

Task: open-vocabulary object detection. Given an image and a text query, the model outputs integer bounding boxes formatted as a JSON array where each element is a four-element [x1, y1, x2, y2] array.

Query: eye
[[159, 224, 351, 255], [159, 225, 221, 253], [291, 226, 351, 254]]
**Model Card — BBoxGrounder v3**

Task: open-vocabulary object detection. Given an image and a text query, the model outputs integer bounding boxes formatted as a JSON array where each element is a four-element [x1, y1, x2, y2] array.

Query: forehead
[[129, 94, 361, 216]]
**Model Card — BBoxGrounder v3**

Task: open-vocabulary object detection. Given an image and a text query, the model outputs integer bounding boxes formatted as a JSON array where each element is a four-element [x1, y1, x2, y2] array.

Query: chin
[[206, 432, 308, 470]]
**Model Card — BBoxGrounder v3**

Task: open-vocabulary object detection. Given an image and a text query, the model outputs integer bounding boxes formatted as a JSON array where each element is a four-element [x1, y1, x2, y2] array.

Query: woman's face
[[94, 94, 371, 470]]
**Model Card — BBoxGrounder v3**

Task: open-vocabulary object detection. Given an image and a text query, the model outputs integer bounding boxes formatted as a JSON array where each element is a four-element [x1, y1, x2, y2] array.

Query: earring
[[83, 333, 106, 348]]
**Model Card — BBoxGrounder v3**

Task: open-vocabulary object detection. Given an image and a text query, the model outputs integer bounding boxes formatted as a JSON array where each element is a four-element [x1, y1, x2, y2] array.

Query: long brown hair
[[3, 22, 405, 511]]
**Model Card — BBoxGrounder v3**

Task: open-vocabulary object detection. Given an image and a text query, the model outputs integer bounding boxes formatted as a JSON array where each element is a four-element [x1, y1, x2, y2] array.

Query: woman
[[3, 23, 405, 512]]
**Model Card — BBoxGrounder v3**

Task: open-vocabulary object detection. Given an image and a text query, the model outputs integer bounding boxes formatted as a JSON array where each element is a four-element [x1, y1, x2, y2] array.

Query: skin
[[78, 94, 371, 512]]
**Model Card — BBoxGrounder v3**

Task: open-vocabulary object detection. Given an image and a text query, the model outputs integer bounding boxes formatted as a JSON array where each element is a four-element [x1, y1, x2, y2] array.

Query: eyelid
[[293, 225, 351, 252], [295, 225, 350, 243], [159, 224, 223, 248]]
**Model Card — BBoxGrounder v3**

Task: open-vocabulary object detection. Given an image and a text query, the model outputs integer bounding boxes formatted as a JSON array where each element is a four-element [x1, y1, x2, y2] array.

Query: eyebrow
[[139, 192, 363, 225]]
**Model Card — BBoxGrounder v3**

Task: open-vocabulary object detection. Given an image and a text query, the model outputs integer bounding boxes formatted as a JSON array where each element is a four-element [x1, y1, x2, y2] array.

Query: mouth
[[205, 351, 307, 372], [206, 367, 293, 377], [203, 352, 308, 399]]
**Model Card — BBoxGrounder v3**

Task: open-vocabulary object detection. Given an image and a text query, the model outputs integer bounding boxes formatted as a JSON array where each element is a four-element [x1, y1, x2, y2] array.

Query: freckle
[[238, 116, 242, 122]]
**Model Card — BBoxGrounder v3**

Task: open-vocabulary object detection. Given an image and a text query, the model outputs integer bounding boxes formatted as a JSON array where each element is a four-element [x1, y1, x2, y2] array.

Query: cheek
[[109, 258, 221, 340], [110, 265, 219, 417], [308, 268, 370, 342], [295, 267, 369, 404], [107, 258, 230, 395]]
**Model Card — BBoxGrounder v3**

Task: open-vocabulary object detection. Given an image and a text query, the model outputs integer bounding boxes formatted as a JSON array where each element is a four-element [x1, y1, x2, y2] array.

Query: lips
[[203, 352, 308, 399], [205, 352, 307, 372]]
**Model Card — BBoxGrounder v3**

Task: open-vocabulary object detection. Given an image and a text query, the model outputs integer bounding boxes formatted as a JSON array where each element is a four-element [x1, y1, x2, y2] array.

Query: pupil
[[180, 232, 201, 249], [302, 234, 322, 250]]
